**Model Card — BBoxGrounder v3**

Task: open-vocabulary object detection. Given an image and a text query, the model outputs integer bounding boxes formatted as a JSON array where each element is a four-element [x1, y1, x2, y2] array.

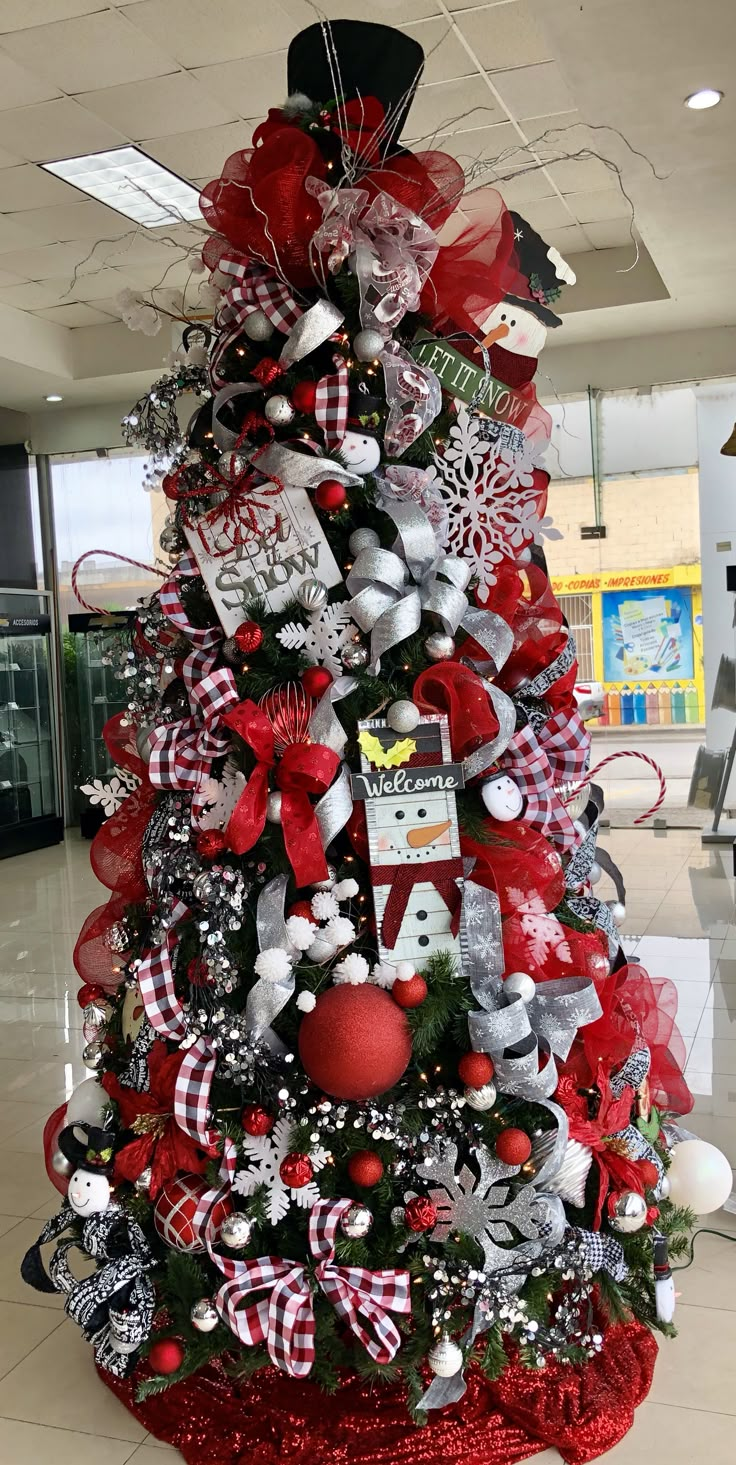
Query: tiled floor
[[0, 831, 734, 1463]]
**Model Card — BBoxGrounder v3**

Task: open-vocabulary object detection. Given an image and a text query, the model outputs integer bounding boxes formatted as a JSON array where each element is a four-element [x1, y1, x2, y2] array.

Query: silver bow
[[245, 875, 296, 1047]]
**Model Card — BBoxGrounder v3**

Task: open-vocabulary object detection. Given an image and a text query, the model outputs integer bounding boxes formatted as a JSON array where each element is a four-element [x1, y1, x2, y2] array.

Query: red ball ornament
[[315, 478, 347, 512], [154, 1175, 232, 1254], [149, 1337, 185, 1376], [241, 1104, 274, 1137], [392, 973, 428, 1009], [291, 380, 318, 414], [279, 1152, 314, 1189], [495, 1128, 532, 1166], [299, 985, 412, 1100], [234, 619, 263, 655], [348, 1150, 384, 1187], [458, 1052, 495, 1088], [288, 899, 318, 925], [404, 1196, 438, 1232], [196, 828, 226, 861], [301, 665, 333, 699]]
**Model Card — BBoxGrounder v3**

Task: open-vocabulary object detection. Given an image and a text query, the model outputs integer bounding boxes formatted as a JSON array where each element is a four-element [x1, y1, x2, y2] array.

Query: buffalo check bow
[[501, 708, 589, 852], [314, 352, 350, 449], [210, 253, 304, 388], [210, 1197, 410, 1377]]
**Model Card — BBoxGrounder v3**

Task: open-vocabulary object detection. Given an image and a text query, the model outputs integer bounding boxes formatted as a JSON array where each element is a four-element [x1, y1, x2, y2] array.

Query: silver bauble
[[243, 308, 273, 341], [349, 526, 380, 554], [340, 1202, 373, 1239], [296, 577, 329, 613], [504, 971, 536, 1004], [341, 642, 369, 670], [609, 1189, 648, 1233], [386, 699, 420, 734], [191, 1297, 219, 1333], [608, 900, 626, 927], [193, 871, 215, 904], [82, 1041, 105, 1071], [159, 520, 183, 555], [531, 1133, 593, 1208], [464, 1081, 496, 1111], [588, 861, 602, 885], [134, 1166, 153, 1196], [264, 393, 295, 426], [312, 863, 337, 891], [217, 450, 248, 479], [659, 1173, 671, 1199], [219, 1212, 254, 1249], [424, 631, 456, 662], [222, 636, 242, 665], [427, 1332, 463, 1377], [52, 1149, 73, 1178], [266, 791, 283, 823], [353, 328, 384, 362]]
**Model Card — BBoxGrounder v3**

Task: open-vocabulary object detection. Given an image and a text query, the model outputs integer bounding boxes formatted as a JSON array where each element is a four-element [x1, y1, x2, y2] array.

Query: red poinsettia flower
[[554, 1063, 657, 1229], [102, 1041, 216, 1198]]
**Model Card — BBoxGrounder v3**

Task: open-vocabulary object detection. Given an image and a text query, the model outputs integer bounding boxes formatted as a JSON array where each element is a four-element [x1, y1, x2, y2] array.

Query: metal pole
[[34, 454, 70, 825]]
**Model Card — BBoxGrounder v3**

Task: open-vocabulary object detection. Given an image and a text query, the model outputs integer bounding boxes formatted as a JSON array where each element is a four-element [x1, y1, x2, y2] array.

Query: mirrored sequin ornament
[[296, 577, 329, 613], [218, 450, 248, 479], [341, 641, 369, 670], [191, 1298, 219, 1332], [159, 520, 183, 555], [340, 1202, 373, 1239]]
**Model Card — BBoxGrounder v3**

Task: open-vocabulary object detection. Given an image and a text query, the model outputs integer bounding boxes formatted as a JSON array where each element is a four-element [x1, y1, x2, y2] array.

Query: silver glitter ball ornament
[[504, 971, 536, 1004], [609, 1189, 648, 1233], [222, 636, 242, 665], [134, 1166, 153, 1196], [341, 642, 369, 670], [424, 631, 456, 662], [266, 791, 283, 823], [83, 1041, 105, 1071], [349, 527, 380, 555], [427, 1332, 463, 1377], [217, 450, 248, 479], [191, 1297, 219, 1333], [353, 328, 384, 362], [159, 520, 183, 555], [193, 871, 215, 904], [296, 577, 329, 613], [243, 308, 273, 341], [386, 699, 420, 734], [312, 863, 337, 891], [104, 922, 130, 955], [264, 393, 295, 426], [52, 1149, 73, 1178], [464, 1081, 496, 1111], [219, 1212, 254, 1249], [340, 1202, 373, 1239]]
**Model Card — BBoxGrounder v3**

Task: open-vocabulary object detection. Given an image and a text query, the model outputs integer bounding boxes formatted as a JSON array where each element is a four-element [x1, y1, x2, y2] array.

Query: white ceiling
[[0, 0, 732, 413]]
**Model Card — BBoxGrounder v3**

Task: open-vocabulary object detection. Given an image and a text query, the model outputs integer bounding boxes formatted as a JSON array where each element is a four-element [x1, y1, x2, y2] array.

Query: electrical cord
[[672, 1227, 736, 1271]]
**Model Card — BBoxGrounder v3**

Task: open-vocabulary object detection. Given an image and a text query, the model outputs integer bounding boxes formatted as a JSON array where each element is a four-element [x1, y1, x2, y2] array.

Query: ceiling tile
[[491, 62, 575, 120], [143, 123, 252, 182], [0, 281, 70, 310], [400, 17, 476, 83], [492, 166, 558, 205], [0, 214, 43, 252], [568, 189, 632, 224], [521, 111, 581, 144], [192, 51, 287, 121], [0, 142, 23, 168], [438, 121, 517, 166], [0, 163, 85, 210], [120, 258, 200, 291], [458, 2, 553, 72], [0, 1, 104, 30], [583, 219, 638, 250], [281, 0, 443, 23], [34, 301, 118, 327], [407, 76, 502, 141], [8, 200, 136, 246], [545, 156, 619, 194], [0, 99, 127, 164], [121, 0, 314, 68], [77, 72, 238, 142], [0, 240, 94, 280], [515, 195, 577, 231], [539, 224, 592, 257], [0, 267, 30, 288], [0, 51, 61, 111], [1, 11, 177, 93]]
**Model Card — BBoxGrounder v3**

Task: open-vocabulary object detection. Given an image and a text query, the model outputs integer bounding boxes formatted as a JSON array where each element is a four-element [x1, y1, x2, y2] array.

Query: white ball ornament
[[68, 1167, 111, 1217], [607, 900, 626, 927], [464, 1082, 497, 1111], [349, 527, 380, 554], [387, 699, 420, 734], [264, 393, 295, 426], [243, 308, 273, 341], [504, 971, 536, 1004], [191, 1298, 219, 1333], [588, 861, 602, 885], [480, 774, 524, 822], [340, 429, 381, 475], [666, 1139, 733, 1214], [353, 328, 384, 362], [427, 1332, 463, 1377], [424, 631, 456, 662], [65, 1077, 107, 1128]]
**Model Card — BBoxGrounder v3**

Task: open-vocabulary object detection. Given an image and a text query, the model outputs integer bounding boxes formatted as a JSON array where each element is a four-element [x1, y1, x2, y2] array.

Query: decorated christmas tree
[[24, 19, 733, 1464]]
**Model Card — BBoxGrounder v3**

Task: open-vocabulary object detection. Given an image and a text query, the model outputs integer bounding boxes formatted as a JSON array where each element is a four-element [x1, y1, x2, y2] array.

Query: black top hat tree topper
[[286, 20, 424, 154]]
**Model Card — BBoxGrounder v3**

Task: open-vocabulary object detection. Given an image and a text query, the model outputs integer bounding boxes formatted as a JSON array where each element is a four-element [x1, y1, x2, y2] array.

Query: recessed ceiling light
[[684, 88, 723, 110], [44, 394, 63, 402], [40, 146, 202, 228]]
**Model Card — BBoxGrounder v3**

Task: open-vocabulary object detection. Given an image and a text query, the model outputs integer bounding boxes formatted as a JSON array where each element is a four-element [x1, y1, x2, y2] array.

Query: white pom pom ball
[[325, 916, 356, 948], [296, 991, 317, 1013], [254, 947, 292, 982], [333, 953, 370, 985], [395, 961, 415, 982], [285, 915, 316, 952], [311, 891, 339, 921], [332, 878, 359, 900], [667, 1139, 733, 1214]]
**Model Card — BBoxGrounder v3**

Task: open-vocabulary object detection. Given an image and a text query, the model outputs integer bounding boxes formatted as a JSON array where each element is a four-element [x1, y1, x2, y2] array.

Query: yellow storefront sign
[[550, 564, 700, 597]]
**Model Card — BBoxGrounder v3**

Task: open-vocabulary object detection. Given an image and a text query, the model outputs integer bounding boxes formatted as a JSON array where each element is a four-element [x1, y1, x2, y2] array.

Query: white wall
[[694, 384, 736, 771]]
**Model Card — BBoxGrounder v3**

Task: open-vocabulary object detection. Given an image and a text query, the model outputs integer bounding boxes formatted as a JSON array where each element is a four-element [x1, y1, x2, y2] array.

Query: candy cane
[[561, 750, 666, 825], [71, 550, 166, 615]]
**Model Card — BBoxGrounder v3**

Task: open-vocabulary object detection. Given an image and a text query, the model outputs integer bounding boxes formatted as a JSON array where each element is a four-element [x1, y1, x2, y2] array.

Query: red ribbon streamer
[[373, 859, 463, 948]]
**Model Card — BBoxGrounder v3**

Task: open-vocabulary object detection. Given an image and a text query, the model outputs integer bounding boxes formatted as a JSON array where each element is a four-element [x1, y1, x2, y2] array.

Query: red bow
[[223, 700, 339, 886]]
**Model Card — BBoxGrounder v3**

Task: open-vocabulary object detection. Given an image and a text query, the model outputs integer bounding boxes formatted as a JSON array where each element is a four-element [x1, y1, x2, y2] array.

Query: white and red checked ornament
[[154, 1174, 232, 1255]]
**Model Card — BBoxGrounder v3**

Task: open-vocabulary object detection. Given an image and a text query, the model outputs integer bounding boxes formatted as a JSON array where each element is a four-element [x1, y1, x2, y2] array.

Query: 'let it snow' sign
[[411, 335, 531, 427]]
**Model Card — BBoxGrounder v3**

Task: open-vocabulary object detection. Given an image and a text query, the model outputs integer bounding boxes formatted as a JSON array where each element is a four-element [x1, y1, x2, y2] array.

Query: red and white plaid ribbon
[[210, 1198, 410, 1377], [148, 664, 238, 818], [210, 253, 303, 387], [502, 709, 589, 851], [315, 353, 350, 449]]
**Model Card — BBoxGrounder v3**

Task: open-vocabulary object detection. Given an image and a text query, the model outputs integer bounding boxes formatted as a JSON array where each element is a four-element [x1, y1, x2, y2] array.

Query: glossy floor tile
[[0, 832, 734, 1463]]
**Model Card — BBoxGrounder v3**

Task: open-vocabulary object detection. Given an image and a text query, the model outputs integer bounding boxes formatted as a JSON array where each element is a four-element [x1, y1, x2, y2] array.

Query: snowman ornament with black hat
[[476, 211, 576, 388], [58, 1121, 115, 1216]]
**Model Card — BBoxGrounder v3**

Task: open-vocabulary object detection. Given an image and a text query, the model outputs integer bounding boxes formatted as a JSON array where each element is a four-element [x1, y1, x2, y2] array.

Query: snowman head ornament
[[339, 386, 382, 475], [477, 211, 576, 359], [58, 1122, 114, 1217], [480, 772, 525, 822]]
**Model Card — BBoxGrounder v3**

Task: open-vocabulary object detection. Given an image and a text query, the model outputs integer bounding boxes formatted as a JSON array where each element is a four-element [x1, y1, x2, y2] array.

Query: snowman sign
[[352, 713, 467, 968]]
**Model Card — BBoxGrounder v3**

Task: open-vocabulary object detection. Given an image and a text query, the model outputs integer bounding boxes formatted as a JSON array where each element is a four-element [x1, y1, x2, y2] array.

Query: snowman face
[[481, 774, 524, 822], [374, 793, 455, 865], [477, 302, 547, 358], [340, 429, 381, 475], [68, 1166, 111, 1216]]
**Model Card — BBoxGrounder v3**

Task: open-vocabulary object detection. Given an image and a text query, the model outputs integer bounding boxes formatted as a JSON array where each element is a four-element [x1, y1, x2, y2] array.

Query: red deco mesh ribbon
[[413, 661, 502, 766], [223, 699, 339, 886], [420, 186, 515, 338], [100, 1310, 656, 1464]]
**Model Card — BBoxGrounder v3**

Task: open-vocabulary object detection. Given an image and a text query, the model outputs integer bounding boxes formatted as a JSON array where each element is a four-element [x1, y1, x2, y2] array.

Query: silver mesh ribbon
[[246, 874, 295, 1046], [252, 441, 362, 490], [278, 298, 344, 367]]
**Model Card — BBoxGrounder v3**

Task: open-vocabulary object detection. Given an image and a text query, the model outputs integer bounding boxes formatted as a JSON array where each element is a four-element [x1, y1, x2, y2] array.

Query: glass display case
[[66, 611, 135, 835], [0, 594, 63, 857]]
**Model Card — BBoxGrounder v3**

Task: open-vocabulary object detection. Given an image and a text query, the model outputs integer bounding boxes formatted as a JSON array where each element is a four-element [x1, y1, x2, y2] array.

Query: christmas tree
[[24, 19, 732, 1464]]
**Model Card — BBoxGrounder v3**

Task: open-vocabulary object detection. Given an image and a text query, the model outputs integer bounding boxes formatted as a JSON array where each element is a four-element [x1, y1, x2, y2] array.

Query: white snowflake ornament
[[198, 757, 246, 831], [232, 1118, 328, 1225], [276, 601, 359, 678], [80, 767, 140, 818]]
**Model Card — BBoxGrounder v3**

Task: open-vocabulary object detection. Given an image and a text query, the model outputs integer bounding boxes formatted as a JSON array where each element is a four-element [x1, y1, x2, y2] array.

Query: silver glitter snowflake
[[416, 1140, 547, 1274]]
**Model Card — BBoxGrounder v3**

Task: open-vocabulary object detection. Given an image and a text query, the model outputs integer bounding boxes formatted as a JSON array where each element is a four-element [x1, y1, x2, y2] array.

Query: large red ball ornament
[[149, 1337, 185, 1376], [458, 1052, 494, 1088], [241, 1104, 274, 1137], [315, 478, 347, 512], [301, 665, 333, 699], [392, 973, 427, 1009], [154, 1175, 231, 1254], [298, 985, 412, 1100], [291, 380, 318, 414], [288, 900, 318, 925], [279, 1152, 314, 1188], [348, 1150, 384, 1187], [495, 1128, 532, 1166]]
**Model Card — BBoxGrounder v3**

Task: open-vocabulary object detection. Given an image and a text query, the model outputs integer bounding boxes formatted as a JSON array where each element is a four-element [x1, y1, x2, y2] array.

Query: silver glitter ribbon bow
[[244, 875, 297, 1049]]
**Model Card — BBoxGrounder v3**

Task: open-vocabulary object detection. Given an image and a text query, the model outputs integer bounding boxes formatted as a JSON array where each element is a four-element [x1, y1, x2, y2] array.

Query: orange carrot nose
[[407, 818, 451, 848], [481, 322, 510, 347]]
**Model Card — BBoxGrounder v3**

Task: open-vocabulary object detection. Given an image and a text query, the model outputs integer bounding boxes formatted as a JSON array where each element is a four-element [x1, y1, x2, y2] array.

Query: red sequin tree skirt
[[100, 1320, 656, 1465]]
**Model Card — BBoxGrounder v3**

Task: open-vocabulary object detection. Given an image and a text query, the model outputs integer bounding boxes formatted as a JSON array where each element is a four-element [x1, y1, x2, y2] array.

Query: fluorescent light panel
[[41, 146, 202, 228]]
